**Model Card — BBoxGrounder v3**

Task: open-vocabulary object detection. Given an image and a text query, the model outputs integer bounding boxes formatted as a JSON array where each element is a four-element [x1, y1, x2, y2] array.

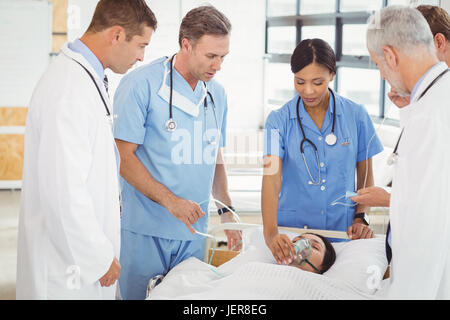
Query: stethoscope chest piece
[[386, 152, 398, 166], [325, 133, 337, 146], [165, 118, 177, 132]]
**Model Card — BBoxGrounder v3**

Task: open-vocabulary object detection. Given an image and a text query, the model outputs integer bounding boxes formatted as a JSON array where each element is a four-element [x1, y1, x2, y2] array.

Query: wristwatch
[[354, 212, 370, 226], [218, 206, 235, 216]]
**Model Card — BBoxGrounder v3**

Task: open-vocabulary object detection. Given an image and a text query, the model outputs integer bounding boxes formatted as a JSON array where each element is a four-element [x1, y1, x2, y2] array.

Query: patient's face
[[290, 234, 326, 273]]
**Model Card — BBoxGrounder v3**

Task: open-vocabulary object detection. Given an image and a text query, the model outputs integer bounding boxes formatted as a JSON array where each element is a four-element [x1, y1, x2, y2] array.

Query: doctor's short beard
[[382, 62, 410, 97]]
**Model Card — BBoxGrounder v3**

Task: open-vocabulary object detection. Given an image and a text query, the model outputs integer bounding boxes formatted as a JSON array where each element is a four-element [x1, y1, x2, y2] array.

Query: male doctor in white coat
[[366, 6, 450, 299], [16, 0, 157, 299]]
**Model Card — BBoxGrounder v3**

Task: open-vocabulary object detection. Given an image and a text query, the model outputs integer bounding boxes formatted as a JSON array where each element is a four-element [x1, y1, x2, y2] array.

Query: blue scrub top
[[113, 57, 228, 240], [264, 92, 383, 232]]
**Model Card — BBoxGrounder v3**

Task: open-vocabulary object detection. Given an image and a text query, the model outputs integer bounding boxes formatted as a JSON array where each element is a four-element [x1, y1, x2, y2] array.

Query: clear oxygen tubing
[[331, 102, 395, 207], [193, 198, 242, 265]]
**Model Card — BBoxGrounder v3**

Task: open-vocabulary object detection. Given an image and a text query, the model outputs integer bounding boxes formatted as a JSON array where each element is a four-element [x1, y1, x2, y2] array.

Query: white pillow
[[326, 237, 388, 295], [222, 226, 388, 295]]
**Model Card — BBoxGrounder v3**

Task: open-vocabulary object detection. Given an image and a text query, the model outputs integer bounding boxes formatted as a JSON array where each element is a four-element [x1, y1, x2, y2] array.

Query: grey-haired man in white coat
[[366, 6, 450, 299]]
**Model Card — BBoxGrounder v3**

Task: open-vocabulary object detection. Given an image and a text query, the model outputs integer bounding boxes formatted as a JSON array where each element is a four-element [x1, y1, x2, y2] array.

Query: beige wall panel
[[52, 34, 67, 53], [49, 0, 68, 33], [0, 108, 28, 126], [0, 134, 24, 180]]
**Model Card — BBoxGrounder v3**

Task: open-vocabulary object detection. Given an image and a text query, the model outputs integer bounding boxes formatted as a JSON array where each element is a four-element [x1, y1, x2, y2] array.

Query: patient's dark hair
[[308, 233, 336, 274]]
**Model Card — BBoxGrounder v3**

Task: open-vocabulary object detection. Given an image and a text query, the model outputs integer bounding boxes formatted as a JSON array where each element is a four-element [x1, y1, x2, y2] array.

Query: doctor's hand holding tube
[[350, 186, 391, 208], [166, 196, 205, 234]]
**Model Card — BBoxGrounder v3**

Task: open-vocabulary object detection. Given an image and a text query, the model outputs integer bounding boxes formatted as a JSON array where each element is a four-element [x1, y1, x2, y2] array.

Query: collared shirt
[[68, 38, 105, 81], [264, 92, 383, 234], [113, 56, 228, 240]]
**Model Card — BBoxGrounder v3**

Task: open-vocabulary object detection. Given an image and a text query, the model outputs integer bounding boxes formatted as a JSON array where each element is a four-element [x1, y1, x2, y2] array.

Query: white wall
[[66, 0, 266, 130], [179, 0, 266, 130], [442, 0, 450, 12], [0, 0, 52, 107]]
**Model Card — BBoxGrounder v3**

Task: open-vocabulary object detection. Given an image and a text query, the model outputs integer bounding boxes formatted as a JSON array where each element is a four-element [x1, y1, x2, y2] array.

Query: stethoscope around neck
[[296, 88, 337, 186], [164, 54, 219, 145], [386, 68, 450, 166]]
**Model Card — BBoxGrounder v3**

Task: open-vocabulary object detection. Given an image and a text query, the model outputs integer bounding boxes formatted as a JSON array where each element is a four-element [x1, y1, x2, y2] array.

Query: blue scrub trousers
[[119, 229, 205, 300]]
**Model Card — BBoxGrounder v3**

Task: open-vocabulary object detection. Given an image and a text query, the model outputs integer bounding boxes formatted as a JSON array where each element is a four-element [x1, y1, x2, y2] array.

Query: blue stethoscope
[[296, 88, 337, 186], [164, 54, 219, 145]]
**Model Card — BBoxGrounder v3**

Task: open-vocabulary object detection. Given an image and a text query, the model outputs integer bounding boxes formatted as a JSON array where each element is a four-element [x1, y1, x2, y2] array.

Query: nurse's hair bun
[[290, 39, 336, 75]]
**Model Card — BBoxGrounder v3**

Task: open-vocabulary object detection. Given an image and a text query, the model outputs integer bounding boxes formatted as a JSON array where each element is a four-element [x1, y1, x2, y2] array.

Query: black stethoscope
[[164, 54, 219, 145], [72, 58, 111, 118], [296, 88, 337, 185], [387, 68, 450, 166]]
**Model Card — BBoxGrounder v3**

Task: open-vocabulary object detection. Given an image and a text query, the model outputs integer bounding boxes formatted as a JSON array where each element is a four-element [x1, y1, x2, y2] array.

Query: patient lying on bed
[[147, 229, 387, 299], [288, 233, 336, 274]]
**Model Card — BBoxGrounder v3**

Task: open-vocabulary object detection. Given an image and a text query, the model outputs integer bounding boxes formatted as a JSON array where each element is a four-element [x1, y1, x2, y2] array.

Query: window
[[342, 24, 369, 56], [265, 62, 295, 110], [267, 26, 297, 54], [301, 25, 335, 49], [388, 0, 440, 6], [338, 68, 380, 116], [340, 0, 383, 12], [299, 0, 335, 14], [267, 0, 297, 17], [265, 0, 443, 126], [264, 0, 442, 126]]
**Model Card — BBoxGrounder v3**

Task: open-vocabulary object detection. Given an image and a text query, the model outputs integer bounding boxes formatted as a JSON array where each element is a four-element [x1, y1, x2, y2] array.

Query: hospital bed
[[146, 223, 390, 300]]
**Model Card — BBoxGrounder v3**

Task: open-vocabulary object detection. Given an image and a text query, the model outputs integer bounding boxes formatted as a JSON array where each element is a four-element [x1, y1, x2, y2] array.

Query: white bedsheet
[[148, 258, 375, 300], [147, 227, 388, 300]]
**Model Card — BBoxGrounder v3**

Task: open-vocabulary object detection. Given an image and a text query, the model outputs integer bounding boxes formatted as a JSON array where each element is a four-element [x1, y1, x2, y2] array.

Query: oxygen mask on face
[[293, 238, 312, 261], [291, 238, 321, 273]]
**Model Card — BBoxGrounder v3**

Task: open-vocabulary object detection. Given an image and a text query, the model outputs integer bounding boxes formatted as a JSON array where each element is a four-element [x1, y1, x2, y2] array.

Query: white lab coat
[[16, 43, 121, 299], [387, 62, 450, 299]]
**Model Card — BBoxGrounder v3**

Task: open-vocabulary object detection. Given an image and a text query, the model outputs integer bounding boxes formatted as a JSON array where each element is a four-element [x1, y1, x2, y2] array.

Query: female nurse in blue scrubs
[[262, 39, 383, 265]]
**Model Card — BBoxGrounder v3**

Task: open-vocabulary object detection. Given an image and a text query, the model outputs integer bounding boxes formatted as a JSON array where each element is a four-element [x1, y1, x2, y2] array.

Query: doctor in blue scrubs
[[262, 39, 383, 265], [113, 6, 241, 299]]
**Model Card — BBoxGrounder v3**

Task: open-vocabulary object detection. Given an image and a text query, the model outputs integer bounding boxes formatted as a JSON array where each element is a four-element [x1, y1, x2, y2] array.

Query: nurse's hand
[[167, 197, 205, 234], [220, 212, 242, 251], [350, 186, 390, 207], [265, 233, 296, 265], [347, 221, 374, 240], [99, 257, 121, 287], [388, 88, 410, 108]]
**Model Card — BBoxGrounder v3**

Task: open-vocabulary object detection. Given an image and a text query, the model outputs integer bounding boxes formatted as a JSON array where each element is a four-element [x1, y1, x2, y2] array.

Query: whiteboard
[[0, 0, 52, 107]]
